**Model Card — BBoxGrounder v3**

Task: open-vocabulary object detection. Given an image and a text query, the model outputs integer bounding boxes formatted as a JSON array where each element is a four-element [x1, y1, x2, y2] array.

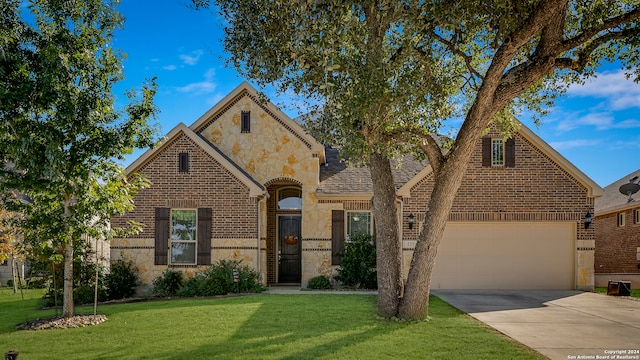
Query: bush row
[[152, 259, 264, 297]]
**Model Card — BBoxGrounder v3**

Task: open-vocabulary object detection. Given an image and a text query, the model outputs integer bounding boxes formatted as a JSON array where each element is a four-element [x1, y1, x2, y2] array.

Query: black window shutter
[[505, 138, 516, 167], [178, 153, 189, 173], [241, 111, 251, 132], [155, 208, 170, 265], [197, 208, 212, 265], [331, 210, 345, 265], [482, 137, 491, 167]]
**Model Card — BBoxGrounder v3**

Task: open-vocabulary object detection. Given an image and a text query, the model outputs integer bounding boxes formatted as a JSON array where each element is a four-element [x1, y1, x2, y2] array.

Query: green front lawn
[[594, 286, 640, 298], [0, 289, 544, 359]]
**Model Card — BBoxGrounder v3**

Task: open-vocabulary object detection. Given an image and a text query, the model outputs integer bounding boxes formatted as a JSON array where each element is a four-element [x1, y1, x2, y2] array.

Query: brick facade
[[111, 133, 259, 284], [403, 130, 593, 224], [595, 208, 640, 273]]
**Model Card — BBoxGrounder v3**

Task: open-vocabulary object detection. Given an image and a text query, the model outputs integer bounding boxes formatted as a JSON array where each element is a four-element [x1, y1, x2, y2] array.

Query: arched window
[[278, 188, 302, 210]]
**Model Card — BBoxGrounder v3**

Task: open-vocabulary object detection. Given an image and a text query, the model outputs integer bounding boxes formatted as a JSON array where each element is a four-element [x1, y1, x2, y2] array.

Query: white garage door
[[431, 222, 575, 290]]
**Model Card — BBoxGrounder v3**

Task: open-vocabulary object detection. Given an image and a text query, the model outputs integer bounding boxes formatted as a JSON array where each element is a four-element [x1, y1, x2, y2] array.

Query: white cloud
[[548, 139, 602, 150], [567, 70, 640, 111], [163, 65, 177, 71], [176, 68, 217, 95], [179, 50, 204, 65], [556, 112, 614, 132]]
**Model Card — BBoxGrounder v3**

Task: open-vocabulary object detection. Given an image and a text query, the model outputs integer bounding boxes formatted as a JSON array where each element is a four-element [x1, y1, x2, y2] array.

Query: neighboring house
[[594, 169, 640, 288], [111, 82, 602, 291]]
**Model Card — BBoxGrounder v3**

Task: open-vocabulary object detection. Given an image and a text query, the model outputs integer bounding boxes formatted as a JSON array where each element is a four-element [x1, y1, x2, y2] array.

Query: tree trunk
[[399, 123, 484, 320], [369, 152, 402, 318], [62, 195, 74, 318]]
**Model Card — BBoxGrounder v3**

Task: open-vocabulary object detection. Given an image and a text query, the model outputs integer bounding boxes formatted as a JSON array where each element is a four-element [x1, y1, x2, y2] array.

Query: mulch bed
[[16, 314, 107, 330]]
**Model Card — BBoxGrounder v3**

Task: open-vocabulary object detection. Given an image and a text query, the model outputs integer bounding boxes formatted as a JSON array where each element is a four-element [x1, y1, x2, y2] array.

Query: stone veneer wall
[[111, 133, 259, 285], [401, 129, 595, 290]]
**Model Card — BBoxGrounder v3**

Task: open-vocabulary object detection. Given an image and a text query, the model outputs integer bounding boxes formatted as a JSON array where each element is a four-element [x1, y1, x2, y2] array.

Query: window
[[346, 211, 372, 240], [635, 209, 640, 225], [170, 209, 197, 264], [241, 111, 251, 133], [491, 139, 504, 166], [278, 188, 302, 210], [482, 137, 515, 167], [618, 212, 626, 227], [178, 153, 189, 173]]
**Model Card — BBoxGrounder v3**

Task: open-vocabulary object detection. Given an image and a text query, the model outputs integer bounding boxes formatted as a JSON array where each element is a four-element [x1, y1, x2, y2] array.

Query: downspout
[[257, 191, 270, 284], [396, 197, 405, 298]]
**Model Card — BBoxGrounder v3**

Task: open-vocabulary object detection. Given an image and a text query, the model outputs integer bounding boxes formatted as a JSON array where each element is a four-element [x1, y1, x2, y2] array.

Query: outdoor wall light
[[584, 211, 593, 229], [408, 213, 415, 230]]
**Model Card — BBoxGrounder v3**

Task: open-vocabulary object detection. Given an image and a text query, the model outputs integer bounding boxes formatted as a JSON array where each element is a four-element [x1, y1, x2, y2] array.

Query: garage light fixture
[[584, 212, 593, 229], [408, 213, 415, 230]]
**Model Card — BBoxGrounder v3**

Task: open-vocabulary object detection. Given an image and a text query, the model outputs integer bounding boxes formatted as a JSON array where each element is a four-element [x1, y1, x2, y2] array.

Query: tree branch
[[428, 30, 483, 82], [417, 134, 444, 175], [561, 6, 640, 53]]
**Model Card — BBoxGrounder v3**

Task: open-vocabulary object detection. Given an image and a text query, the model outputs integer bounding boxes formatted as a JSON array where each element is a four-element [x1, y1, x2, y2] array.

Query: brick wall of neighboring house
[[111, 133, 258, 285], [595, 208, 640, 274]]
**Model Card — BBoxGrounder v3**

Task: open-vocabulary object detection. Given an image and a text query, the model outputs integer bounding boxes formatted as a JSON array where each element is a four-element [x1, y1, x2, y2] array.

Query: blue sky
[[112, 1, 640, 188]]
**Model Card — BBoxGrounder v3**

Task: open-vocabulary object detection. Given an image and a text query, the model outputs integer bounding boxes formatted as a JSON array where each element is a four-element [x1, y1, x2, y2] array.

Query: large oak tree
[[195, 0, 640, 319], [0, 0, 157, 317]]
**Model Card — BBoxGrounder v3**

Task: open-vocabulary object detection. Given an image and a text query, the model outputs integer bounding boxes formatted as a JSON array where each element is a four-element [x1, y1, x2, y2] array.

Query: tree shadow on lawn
[[160, 294, 402, 360]]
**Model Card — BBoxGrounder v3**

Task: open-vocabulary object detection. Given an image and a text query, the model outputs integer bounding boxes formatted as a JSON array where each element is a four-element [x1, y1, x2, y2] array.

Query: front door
[[278, 216, 301, 283]]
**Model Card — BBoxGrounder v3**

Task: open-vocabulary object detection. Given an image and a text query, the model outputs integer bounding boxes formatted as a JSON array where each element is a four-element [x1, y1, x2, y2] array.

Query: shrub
[[26, 277, 48, 289], [307, 275, 332, 290], [334, 232, 377, 289], [177, 260, 264, 297], [105, 258, 140, 300], [74, 284, 107, 305], [152, 269, 184, 297]]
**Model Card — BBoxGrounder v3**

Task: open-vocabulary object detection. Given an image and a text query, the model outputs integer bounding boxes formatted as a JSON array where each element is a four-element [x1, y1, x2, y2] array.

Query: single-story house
[[594, 169, 640, 288], [111, 82, 602, 291]]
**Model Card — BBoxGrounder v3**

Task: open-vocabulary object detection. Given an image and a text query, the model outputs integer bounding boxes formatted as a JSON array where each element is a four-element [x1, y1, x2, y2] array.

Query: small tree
[[0, 0, 157, 318]]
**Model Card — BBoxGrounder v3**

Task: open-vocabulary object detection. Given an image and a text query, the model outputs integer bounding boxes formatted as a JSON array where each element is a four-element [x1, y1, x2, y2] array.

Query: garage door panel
[[431, 222, 575, 290]]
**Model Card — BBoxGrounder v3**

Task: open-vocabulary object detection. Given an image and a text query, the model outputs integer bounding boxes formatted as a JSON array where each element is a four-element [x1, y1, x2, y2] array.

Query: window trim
[[170, 209, 198, 265], [618, 212, 626, 227], [635, 209, 640, 225], [241, 111, 251, 133]]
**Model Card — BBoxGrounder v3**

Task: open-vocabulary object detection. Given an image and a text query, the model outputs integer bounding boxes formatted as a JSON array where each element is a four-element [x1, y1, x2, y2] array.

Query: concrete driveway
[[432, 290, 640, 360]]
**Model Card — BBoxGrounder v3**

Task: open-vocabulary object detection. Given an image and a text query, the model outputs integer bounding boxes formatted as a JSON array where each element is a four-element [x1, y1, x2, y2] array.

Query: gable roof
[[595, 168, 640, 216], [189, 81, 326, 164], [397, 120, 604, 198], [126, 123, 265, 197], [317, 147, 428, 199]]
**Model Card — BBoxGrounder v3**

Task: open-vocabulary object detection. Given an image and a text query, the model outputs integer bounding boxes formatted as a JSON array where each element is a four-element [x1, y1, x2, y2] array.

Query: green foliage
[[26, 277, 48, 289], [152, 269, 184, 297], [0, 0, 158, 317], [307, 275, 333, 290], [41, 249, 108, 307], [177, 260, 264, 297], [335, 233, 377, 289], [105, 258, 140, 300]]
